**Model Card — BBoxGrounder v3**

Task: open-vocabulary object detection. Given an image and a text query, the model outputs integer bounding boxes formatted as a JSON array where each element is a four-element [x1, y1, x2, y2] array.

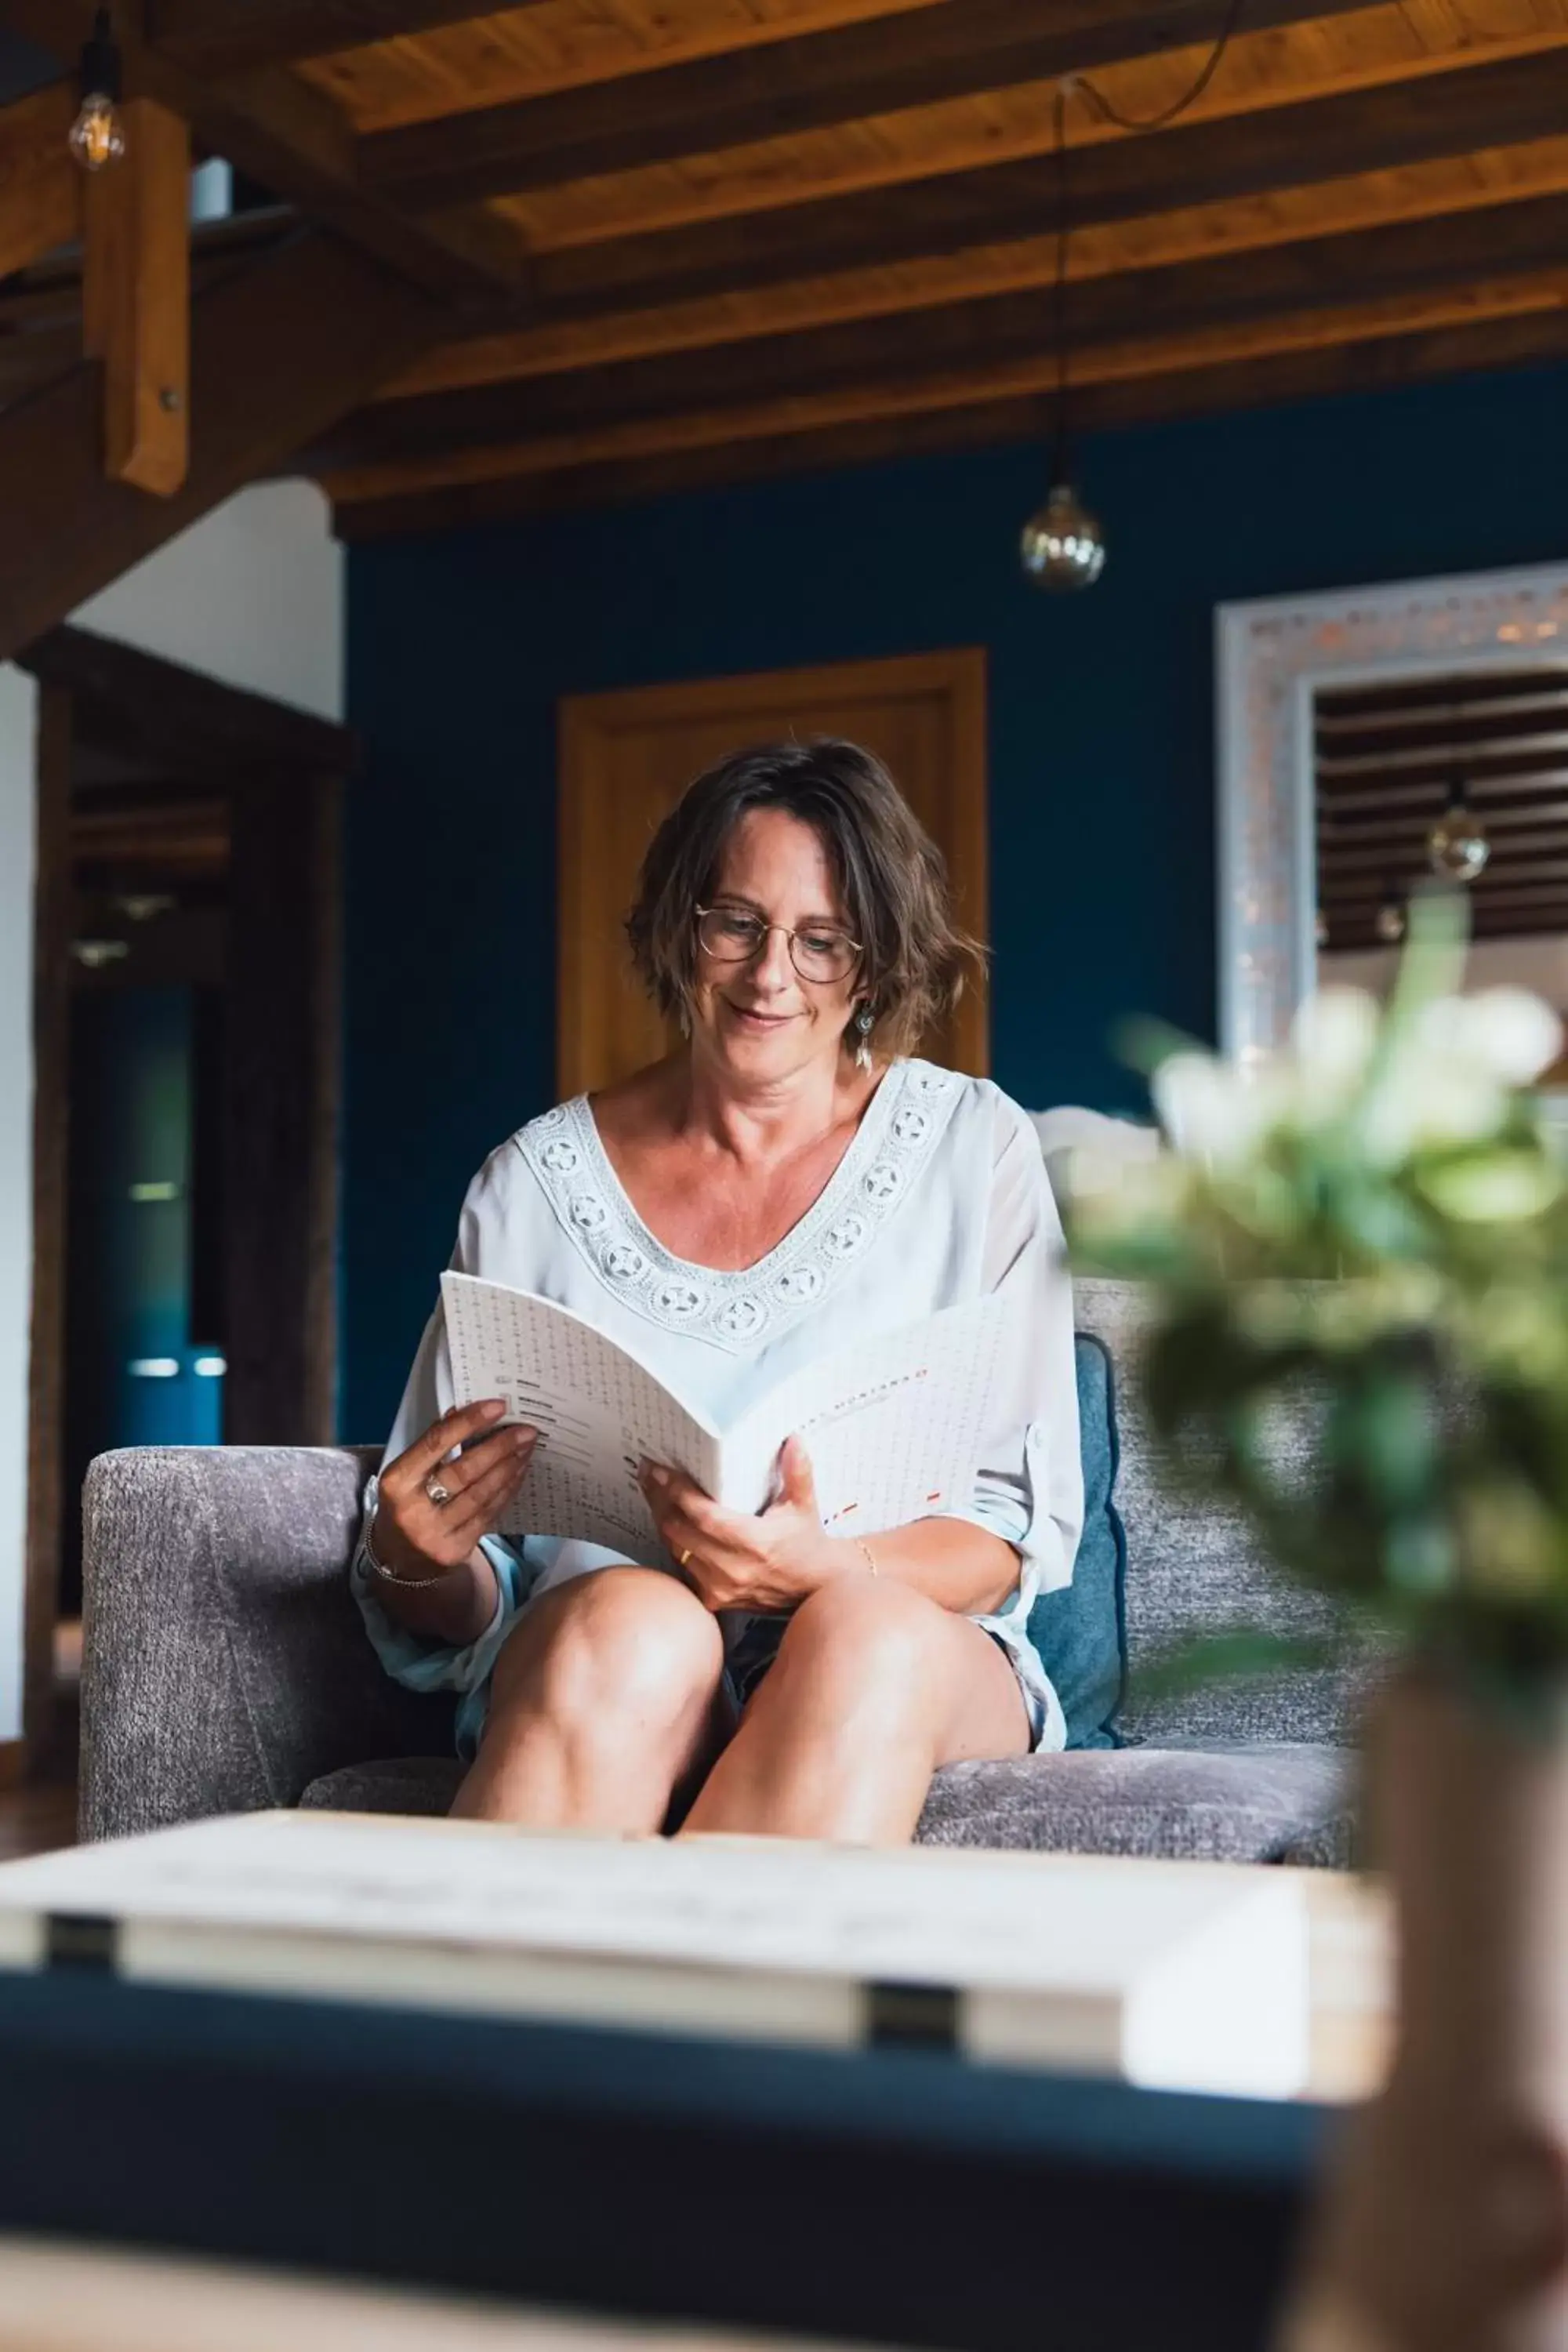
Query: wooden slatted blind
[[1316, 664, 1568, 949]]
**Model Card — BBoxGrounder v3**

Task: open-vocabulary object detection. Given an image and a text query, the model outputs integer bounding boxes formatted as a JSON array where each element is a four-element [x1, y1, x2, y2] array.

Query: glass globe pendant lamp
[[69, 9, 125, 172], [1021, 470, 1106, 590], [1375, 882, 1408, 946], [1427, 785, 1490, 884], [1020, 85, 1105, 592]]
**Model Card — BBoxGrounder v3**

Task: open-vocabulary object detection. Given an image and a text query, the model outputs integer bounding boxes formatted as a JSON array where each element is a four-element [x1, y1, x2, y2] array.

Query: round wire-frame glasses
[[695, 903, 862, 985]]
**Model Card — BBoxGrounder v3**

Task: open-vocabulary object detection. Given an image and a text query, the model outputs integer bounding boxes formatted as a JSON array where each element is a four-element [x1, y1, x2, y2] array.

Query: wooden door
[[557, 649, 987, 1098]]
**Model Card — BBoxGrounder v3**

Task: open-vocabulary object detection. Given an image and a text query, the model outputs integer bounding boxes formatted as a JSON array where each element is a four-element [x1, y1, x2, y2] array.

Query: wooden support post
[[24, 684, 72, 1773], [83, 98, 191, 497]]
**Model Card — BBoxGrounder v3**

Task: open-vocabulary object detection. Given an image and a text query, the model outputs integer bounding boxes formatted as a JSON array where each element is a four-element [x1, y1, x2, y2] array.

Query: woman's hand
[[374, 1399, 537, 1580], [637, 1436, 845, 1613]]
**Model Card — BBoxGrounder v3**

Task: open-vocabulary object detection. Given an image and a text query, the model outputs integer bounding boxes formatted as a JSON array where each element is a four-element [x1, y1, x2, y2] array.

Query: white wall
[[0, 481, 345, 1744], [0, 667, 38, 1744], [73, 479, 345, 720]]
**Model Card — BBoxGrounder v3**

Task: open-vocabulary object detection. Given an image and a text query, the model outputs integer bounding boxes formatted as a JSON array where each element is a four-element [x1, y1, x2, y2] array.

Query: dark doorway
[[21, 626, 355, 1777]]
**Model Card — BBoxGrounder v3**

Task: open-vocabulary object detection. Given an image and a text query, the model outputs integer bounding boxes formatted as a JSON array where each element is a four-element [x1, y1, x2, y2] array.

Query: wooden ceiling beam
[[19, 626, 358, 779], [0, 231, 438, 662], [326, 303, 1568, 542], [1322, 765, 1568, 806], [0, 0, 523, 299], [313, 194, 1568, 469], [510, 46, 1568, 321], [150, 2, 551, 75], [1323, 835, 1568, 875], [361, 0, 1381, 211], [0, 80, 78, 279]]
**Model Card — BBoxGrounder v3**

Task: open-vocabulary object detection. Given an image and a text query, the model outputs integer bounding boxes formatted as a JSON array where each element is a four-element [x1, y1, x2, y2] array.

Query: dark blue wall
[[341, 360, 1568, 1437]]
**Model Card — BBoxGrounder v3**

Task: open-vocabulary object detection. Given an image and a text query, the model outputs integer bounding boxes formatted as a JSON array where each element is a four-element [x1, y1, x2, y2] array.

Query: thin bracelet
[[854, 1537, 879, 1578], [361, 1508, 449, 1591]]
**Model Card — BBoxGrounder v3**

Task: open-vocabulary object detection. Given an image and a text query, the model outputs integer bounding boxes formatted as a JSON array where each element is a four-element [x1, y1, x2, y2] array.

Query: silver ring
[[423, 1472, 453, 1508]]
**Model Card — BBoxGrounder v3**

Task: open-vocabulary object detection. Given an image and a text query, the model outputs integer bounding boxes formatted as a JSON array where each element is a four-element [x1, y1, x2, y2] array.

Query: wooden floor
[[0, 1780, 77, 1863]]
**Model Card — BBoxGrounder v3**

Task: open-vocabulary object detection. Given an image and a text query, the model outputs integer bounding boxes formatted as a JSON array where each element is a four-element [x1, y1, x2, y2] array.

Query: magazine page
[[719, 1294, 1011, 1535], [440, 1272, 720, 1563]]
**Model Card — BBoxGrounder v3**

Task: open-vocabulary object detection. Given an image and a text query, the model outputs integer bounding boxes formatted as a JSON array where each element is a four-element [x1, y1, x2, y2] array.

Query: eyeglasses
[[695, 904, 862, 986]]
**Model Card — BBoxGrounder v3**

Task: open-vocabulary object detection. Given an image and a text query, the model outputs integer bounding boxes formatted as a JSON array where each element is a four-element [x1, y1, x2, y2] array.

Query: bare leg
[[681, 1576, 1029, 1846], [452, 1566, 726, 1834]]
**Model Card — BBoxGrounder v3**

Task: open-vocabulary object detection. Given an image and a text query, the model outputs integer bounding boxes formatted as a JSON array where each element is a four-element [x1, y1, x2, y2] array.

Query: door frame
[[18, 626, 356, 1774], [557, 648, 989, 1098]]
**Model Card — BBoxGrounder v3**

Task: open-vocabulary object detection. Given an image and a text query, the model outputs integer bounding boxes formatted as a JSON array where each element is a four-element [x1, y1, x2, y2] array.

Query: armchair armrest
[[80, 1445, 455, 1842]]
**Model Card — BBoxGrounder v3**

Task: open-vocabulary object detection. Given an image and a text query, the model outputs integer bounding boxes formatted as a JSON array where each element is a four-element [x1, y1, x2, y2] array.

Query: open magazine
[[440, 1271, 1012, 1567]]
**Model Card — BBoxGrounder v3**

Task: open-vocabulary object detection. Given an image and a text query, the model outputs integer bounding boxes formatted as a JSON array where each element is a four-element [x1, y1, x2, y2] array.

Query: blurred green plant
[[1069, 893, 1568, 1704]]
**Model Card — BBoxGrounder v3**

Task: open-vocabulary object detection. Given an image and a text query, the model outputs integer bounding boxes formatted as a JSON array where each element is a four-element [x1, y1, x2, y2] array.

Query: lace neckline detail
[[517, 1058, 963, 1354]]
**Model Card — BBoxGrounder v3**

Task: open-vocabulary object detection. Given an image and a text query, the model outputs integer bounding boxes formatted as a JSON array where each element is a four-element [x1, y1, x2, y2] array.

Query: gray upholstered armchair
[[78, 1444, 452, 1841], [79, 1283, 1360, 1862]]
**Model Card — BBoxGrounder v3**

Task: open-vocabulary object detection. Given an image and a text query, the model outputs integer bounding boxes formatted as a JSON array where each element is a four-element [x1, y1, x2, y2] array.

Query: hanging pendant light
[[1375, 880, 1408, 946], [1021, 85, 1105, 590], [70, 8, 126, 172], [1428, 782, 1490, 883]]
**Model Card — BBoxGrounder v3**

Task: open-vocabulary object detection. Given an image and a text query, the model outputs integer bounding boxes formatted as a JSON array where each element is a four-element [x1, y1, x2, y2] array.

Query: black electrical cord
[[1048, 80, 1071, 485], [1073, 0, 1250, 135], [1046, 2, 1249, 480]]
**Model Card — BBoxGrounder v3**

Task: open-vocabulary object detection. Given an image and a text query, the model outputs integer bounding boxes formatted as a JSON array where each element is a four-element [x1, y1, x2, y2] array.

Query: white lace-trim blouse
[[353, 1059, 1084, 1755]]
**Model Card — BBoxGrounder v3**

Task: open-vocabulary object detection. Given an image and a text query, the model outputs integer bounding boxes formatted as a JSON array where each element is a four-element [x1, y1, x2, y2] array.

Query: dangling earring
[[853, 1005, 875, 1072]]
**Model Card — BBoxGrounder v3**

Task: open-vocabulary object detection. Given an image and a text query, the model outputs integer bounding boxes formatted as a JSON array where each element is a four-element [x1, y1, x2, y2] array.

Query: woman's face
[[689, 807, 862, 1084]]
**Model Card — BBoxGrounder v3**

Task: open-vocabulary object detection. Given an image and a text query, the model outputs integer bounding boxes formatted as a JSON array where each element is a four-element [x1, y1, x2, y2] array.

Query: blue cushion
[[1027, 1333, 1127, 1750]]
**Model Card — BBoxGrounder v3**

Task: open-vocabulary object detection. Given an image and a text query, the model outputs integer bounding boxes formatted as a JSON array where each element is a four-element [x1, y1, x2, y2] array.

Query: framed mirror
[[1214, 562, 1568, 1069]]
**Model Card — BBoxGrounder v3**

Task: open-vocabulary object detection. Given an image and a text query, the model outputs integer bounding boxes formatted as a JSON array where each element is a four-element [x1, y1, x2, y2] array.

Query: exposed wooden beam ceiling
[[5, 0, 1566, 539], [314, 193, 1568, 469], [0, 0, 523, 297], [0, 233, 438, 659], [326, 299, 1568, 541], [0, 81, 77, 278], [360, 0, 1382, 209], [149, 2, 553, 76], [472, 50, 1568, 321]]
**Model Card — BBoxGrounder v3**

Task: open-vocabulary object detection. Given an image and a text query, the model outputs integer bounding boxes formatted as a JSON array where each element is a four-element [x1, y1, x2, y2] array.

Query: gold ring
[[678, 1548, 692, 1570]]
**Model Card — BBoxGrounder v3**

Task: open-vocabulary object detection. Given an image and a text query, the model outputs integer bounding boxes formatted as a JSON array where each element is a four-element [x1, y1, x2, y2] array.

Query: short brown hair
[[625, 739, 983, 1059]]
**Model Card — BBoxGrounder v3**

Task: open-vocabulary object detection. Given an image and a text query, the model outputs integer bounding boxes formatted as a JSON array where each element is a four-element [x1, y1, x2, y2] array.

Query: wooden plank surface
[[493, 51, 1568, 321], [151, 0, 557, 74], [314, 192, 1568, 471], [329, 301, 1568, 536], [361, 0, 1383, 209], [0, 83, 78, 281], [376, 130, 1568, 396], [0, 2239, 880, 2352]]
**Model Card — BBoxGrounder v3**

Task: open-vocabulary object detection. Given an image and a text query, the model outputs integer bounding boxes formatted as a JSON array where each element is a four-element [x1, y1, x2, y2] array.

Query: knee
[[510, 1570, 724, 1743], [774, 1573, 944, 1708]]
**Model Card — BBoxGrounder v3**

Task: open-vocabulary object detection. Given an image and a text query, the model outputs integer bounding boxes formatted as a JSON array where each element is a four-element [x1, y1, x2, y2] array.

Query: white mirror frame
[[1214, 561, 1568, 1069]]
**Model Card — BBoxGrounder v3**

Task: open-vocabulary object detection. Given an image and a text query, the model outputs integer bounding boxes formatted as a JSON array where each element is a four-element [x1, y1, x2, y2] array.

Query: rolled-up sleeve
[[946, 1094, 1083, 1604]]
